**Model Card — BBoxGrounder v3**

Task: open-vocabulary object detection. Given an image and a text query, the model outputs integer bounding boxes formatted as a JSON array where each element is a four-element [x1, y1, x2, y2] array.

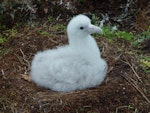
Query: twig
[[14, 53, 25, 65], [116, 105, 128, 113], [56, 13, 62, 20], [1, 69, 7, 79], [1, 69, 4, 76], [122, 74, 150, 104], [14, 49, 30, 72], [121, 60, 143, 83], [20, 98, 27, 112], [19, 49, 30, 70], [20, 48, 26, 59]]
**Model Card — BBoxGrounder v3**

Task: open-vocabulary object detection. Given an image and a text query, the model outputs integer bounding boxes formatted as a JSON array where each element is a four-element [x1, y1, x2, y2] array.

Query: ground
[[0, 18, 150, 113]]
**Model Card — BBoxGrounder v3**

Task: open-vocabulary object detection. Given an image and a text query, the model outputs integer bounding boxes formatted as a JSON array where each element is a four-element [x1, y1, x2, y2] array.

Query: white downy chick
[[30, 14, 107, 92]]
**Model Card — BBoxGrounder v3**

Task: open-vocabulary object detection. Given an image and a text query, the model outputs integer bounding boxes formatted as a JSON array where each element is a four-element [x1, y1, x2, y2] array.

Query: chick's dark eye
[[80, 27, 84, 30]]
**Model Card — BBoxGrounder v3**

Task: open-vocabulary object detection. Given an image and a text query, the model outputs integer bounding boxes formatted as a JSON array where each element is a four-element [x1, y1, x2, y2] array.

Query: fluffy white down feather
[[30, 14, 108, 92]]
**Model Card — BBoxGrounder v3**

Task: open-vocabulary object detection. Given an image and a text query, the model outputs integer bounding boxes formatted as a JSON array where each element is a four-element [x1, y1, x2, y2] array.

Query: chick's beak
[[87, 24, 103, 34]]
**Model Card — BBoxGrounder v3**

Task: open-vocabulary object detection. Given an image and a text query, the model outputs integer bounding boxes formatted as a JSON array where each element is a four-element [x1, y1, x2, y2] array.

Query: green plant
[[4, 28, 18, 38], [51, 23, 66, 32], [37, 30, 49, 36], [116, 31, 134, 41], [102, 27, 116, 38], [91, 14, 100, 25], [133, 26, 150, 47], [0, 24, 6, 30], [101, 26, 134, 42], [36, 23, 66, 36], [0, 28, 17, 44], [140, 56, 150, 73], [127, 104, 134, 110], [47, 16, 53, 22], [0, 27, 18, 58], [0, 36, 7, 44]]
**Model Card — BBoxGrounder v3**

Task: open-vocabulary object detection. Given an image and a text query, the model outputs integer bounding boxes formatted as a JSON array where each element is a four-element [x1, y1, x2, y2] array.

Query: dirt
[[0, 19, 150, 113]]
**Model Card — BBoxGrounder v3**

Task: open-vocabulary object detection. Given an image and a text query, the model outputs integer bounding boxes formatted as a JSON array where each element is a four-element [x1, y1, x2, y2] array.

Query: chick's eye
[[80, 27, 84, 30]]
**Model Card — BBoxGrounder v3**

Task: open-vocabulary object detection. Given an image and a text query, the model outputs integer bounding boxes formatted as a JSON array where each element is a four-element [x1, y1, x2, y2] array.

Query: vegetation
[[0, 36, 7, 44], [102, 26, 134, 41], [134, 26, 150, 47], [140, 57, 150, 73], [0, 0, 36, 29]]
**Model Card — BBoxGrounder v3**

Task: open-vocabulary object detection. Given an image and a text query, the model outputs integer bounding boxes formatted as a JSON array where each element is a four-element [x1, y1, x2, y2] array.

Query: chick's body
[[30, 14, 107, 92]]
